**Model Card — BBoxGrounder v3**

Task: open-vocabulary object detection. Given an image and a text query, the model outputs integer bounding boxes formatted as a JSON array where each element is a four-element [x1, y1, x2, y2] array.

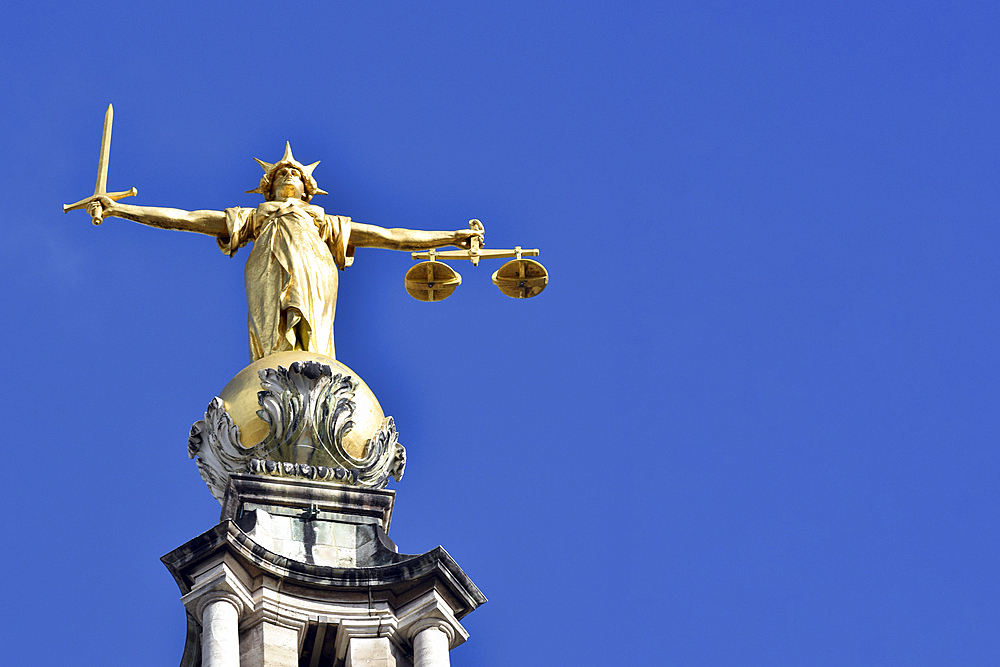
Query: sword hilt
[[63, 187, 138, 226], [86, 199, 103, 226]]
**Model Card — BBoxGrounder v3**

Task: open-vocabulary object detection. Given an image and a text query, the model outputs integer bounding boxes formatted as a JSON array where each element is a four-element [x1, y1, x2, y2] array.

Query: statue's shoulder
[[302, 202, 325, 218]]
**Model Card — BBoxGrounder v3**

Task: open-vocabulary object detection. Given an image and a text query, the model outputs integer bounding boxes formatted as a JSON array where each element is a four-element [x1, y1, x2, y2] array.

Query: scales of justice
[[65, 104, 547, 667]]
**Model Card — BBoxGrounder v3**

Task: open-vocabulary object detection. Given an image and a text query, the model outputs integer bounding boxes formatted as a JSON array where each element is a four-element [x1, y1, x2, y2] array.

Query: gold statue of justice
[[64, 105, 547, 363]]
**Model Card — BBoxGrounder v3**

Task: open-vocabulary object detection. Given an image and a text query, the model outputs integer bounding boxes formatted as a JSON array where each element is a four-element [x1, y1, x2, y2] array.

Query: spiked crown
[[247, 142, 329, 202]]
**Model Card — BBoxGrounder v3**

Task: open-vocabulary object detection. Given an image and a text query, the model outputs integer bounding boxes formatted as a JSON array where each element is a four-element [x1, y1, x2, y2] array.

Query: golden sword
[[63, 103, 137, 225]]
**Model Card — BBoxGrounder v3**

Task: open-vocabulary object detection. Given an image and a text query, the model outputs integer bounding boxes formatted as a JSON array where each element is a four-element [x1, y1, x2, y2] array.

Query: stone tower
[[163, 352, 485, 667]]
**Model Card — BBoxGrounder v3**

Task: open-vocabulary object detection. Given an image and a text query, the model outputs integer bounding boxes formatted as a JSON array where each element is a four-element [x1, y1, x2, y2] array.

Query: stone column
[[180, 563, 252, 667], [198, 592, 243, 667], [410, 620, 454, 667]]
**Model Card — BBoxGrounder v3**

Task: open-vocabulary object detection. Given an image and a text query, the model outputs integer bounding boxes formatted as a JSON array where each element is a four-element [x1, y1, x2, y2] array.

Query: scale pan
[[404, 261, 462, 302], [492, 258, 548, 299]]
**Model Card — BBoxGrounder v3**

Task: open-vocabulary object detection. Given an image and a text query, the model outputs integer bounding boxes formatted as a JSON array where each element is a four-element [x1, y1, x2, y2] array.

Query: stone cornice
[[161, 520, 487, 618]]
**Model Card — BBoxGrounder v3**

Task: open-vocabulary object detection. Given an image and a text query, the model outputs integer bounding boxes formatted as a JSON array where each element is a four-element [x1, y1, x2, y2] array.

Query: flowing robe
[[217, 198, 353, 361]]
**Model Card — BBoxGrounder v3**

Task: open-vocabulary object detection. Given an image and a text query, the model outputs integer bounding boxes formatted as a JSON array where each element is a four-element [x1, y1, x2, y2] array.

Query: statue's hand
[[86, 195, 116, 223], [453, 227, 484, 250]]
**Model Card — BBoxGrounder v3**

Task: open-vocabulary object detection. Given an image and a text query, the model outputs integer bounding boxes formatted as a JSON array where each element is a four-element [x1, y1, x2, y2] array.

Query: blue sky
[[2, 2, 998, 665]]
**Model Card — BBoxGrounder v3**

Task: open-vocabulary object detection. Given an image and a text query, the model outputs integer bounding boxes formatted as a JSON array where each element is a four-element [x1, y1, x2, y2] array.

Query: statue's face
[[272, 165, 306, 200]]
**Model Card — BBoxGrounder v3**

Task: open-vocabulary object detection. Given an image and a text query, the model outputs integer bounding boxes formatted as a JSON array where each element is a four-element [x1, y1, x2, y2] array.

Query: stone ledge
[[221, 473, 396, 532], [162, 521, 486, 614]]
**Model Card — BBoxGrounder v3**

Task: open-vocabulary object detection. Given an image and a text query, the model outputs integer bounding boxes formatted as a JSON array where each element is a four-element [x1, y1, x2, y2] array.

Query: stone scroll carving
[[247, 416, 403, 487], [189, 361, 406, 503], [188, 397, 259, 502], [255, 361, 357, 465]]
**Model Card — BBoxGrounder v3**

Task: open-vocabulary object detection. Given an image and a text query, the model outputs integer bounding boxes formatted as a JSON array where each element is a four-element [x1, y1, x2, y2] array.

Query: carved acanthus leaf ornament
[[188, 361, 405, 503]]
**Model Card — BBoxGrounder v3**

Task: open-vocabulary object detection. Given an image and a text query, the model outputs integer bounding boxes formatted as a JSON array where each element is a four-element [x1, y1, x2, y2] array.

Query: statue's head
[[246, 142, 329, 202]]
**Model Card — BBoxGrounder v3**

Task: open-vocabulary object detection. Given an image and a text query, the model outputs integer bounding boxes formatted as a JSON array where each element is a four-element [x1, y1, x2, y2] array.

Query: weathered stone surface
[[412, 626, 450, 667], [228, 474, 398, 568], [344, 637, 409, 667], [240, 622, 299, 667], [201, 597, 240, 667], [222, 474, 396, 533]]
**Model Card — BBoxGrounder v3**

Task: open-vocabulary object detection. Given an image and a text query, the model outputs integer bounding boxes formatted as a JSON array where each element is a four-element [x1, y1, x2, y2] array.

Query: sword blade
[[94, 103, 113, 196]]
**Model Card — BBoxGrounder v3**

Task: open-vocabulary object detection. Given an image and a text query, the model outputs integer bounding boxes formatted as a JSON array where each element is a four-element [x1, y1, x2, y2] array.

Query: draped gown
[[216, 198, 353, 361]]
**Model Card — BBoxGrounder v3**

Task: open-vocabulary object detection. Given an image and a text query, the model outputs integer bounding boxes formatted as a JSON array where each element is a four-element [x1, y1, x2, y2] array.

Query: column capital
[[180, 564, 254, 623], [397, 590, 468, 650], [194, 590, 244, 621], [406, 618, 455, 646]]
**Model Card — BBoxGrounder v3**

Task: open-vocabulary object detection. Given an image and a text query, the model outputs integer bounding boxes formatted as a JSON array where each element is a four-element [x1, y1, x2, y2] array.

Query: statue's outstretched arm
[[350, 222, 482, 251], [89, 197, 228, 236]]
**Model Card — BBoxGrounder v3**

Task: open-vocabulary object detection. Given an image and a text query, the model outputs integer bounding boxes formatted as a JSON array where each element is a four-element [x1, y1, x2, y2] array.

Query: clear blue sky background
[[2, 2, 998, 665]]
